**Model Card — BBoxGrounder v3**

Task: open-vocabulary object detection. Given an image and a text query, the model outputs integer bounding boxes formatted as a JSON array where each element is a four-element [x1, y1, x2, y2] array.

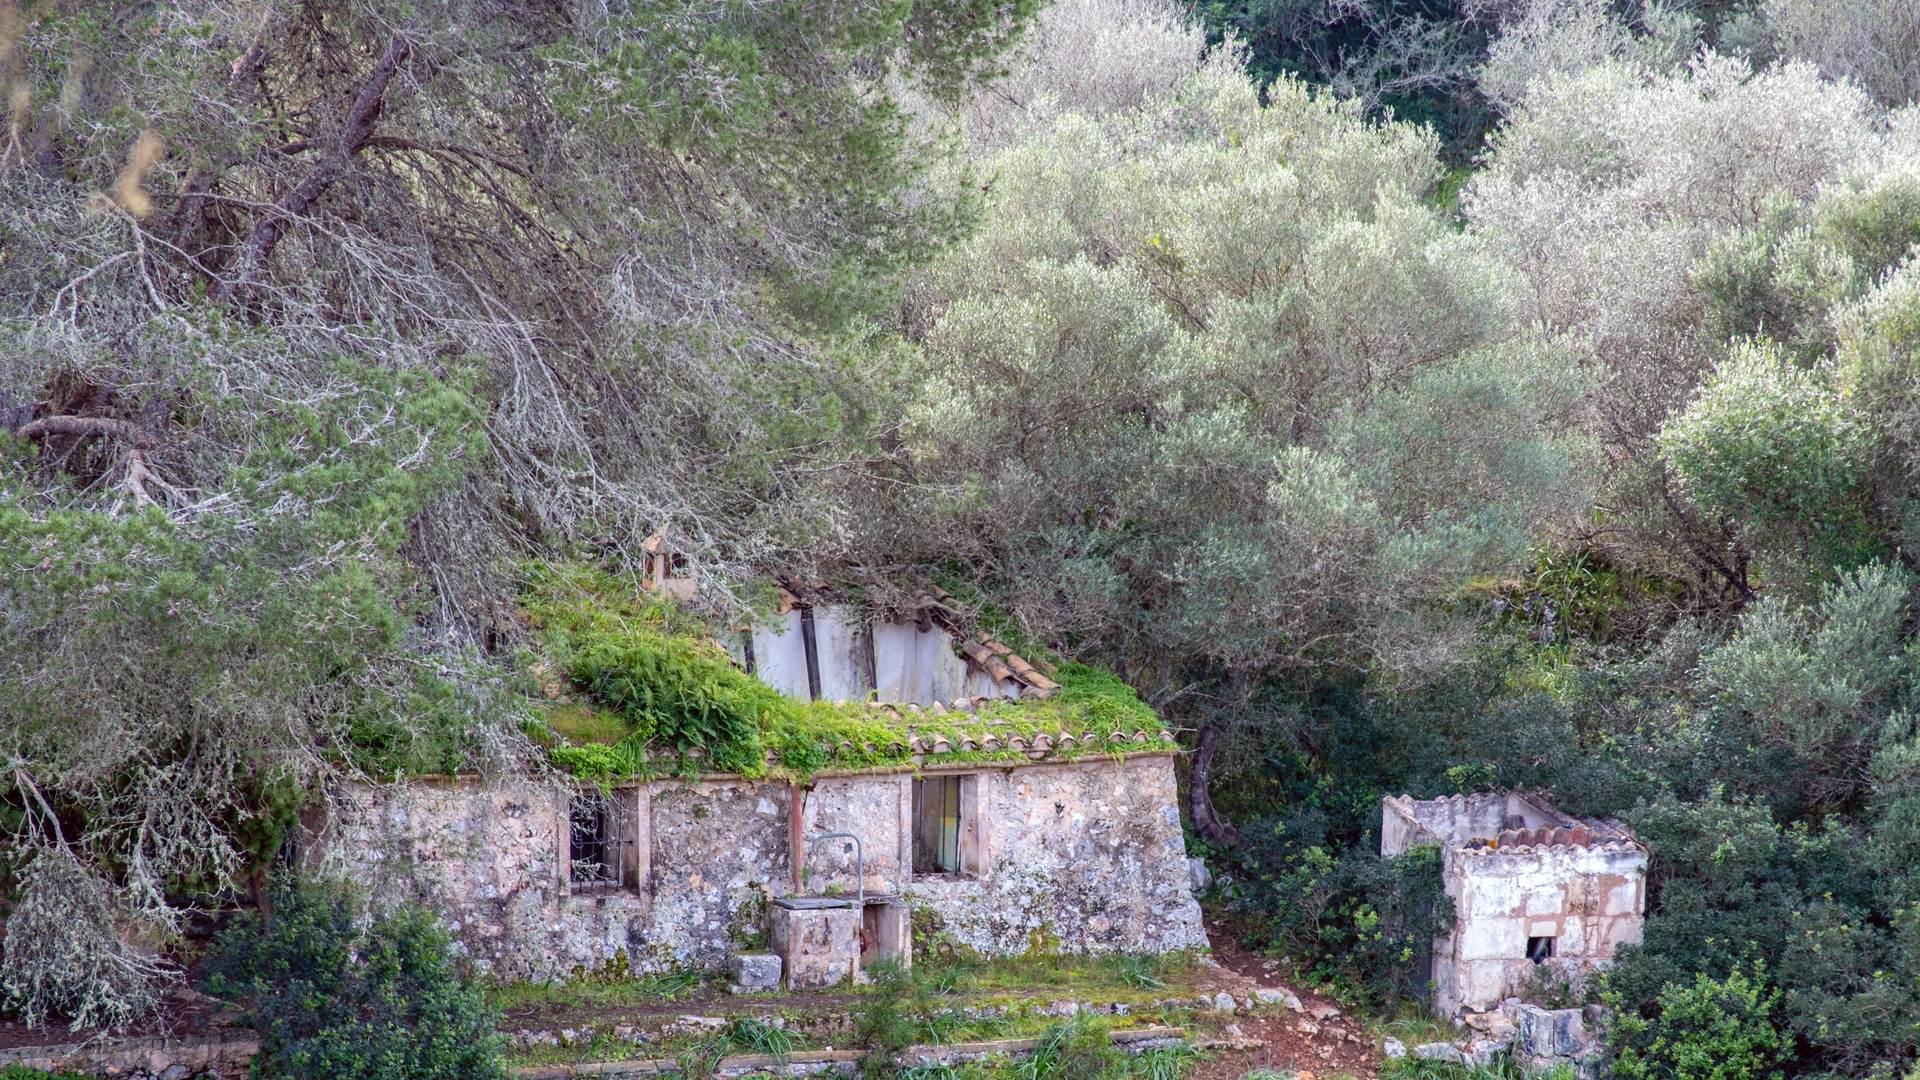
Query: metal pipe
[[806, 831, 864, 912]]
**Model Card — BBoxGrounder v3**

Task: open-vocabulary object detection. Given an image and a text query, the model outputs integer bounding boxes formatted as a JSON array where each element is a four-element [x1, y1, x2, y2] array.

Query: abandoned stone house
[[1381, 792, 1648, 1018], [307, 574, 1207, 988]]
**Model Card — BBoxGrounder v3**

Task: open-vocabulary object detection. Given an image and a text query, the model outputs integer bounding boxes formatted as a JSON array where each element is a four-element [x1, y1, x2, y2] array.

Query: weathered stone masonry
[[314, 752, 1207, 982], [1382, 792, 1647, 1018]]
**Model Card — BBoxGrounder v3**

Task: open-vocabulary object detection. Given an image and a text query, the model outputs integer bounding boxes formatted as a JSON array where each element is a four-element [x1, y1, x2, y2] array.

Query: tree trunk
[[1188, 722, 1242, 847]]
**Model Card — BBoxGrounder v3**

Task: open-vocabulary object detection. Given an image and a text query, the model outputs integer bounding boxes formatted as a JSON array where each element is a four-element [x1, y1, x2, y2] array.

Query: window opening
[[800, 605, 822, 701], [913, 776, 961, 874], [570, 791, 627, 889], [1526, 935, 1555, 963]]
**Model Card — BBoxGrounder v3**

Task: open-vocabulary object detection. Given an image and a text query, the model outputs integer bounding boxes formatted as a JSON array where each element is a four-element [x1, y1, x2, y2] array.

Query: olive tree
[[891, 0, 1589, 839]]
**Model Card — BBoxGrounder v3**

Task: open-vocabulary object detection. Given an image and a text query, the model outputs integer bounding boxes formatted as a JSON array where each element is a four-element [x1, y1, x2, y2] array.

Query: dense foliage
[[204, 882, 507, 1080], [4, 0, 1920, 1075], [523, 567, 1169, 780]]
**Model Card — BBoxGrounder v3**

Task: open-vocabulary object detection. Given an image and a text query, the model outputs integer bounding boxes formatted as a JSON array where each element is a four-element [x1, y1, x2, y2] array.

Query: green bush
[[1608, 966, 1791, 1080], [1233, 805, 1453, 1004], [567, 625, 772, 770], [203, 881, 507, 1080]]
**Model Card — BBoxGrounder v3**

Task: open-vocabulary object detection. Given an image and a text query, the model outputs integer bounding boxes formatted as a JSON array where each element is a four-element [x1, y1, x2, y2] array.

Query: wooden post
[[790, 780, 806, 895]]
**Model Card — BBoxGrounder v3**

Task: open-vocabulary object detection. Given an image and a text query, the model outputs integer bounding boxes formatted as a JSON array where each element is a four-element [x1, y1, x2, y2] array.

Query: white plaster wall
[[752, 610, 810, 699], [812, 605, 871, 703], [872, 621, 970, 705], [1381, 797, 1437, 857], [1402, 794, 1553, 848]]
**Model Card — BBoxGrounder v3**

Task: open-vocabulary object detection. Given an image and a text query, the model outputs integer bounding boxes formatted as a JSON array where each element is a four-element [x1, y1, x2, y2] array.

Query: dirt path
[[1189, 920, 1383, 1080]]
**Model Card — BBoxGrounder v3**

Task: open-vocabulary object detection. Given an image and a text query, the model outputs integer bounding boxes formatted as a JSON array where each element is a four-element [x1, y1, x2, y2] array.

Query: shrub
[[203, 881, 507, 1080], [1607, 966, 1791, 1080], [566, 625, 771, 770], [1233, 808, 1453, 1004]]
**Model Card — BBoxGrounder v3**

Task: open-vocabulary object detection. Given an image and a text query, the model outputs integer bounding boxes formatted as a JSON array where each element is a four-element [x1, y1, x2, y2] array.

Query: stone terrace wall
[[907, 754, 1207, 956], [317, 753, 1204, 983]]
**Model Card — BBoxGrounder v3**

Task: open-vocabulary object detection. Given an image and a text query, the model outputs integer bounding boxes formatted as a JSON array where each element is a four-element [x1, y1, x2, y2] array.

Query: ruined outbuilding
[[305, 568, 1206, 986], [1381, 792, 1647, 1018]]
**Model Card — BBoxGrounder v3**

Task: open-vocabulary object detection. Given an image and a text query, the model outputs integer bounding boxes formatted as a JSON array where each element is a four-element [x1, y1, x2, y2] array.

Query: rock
[[1296, 1020, 1321, 1036], [1383, 1037, 1407, 1059], [1468, 1038, 1511, 1068], [1516, 1004, 1590, 1058], [1212, 992, 1239, 1012], [1187, 857, 1212, 893], [1254, 987, 1303, 1011], [729, 952, 783, 990], [1414, 1043, 1465, 1064], [159, 1067, 192, 1080], [1112, 1002, 1131, 1016], [1051, 1000, 1080, 1017], [1224, 1024, 1244, 1038], [561, 1028, 581, 1046], [1309, 1003, 1341, 1021]]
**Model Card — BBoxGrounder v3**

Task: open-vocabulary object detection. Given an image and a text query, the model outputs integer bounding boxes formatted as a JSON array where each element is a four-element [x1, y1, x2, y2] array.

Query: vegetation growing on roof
[[519, 565, 1172, 782]]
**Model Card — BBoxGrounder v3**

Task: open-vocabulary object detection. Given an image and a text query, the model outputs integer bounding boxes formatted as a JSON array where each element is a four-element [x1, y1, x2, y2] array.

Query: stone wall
[[1433, 842, 1646, 1015], [1381, 794, 1648, 1018], [314, 752, 1203, 983], [906, 756, 1208, 956], [0, 1035, 260, 1080]]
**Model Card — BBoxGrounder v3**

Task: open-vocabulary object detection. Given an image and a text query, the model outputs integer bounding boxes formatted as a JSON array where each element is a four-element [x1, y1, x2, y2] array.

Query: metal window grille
[[912, 777, 961, 874], [570, 792, 631, 888]]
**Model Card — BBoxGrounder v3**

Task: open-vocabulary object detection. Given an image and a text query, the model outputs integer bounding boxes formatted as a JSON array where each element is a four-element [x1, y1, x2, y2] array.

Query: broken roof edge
[[1383, 791, 1643, 854]]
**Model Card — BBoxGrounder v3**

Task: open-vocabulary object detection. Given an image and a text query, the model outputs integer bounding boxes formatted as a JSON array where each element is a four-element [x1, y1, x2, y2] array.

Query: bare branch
[[14, 415, 157, 450]]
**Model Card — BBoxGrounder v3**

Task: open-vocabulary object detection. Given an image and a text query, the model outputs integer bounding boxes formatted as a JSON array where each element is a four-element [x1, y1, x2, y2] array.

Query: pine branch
[[212, 32, 414, 307]]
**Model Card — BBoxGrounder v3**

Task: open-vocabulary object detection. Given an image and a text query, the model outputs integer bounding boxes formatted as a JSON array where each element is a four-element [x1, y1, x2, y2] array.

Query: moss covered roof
[[520, 565, 1178, 783]]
